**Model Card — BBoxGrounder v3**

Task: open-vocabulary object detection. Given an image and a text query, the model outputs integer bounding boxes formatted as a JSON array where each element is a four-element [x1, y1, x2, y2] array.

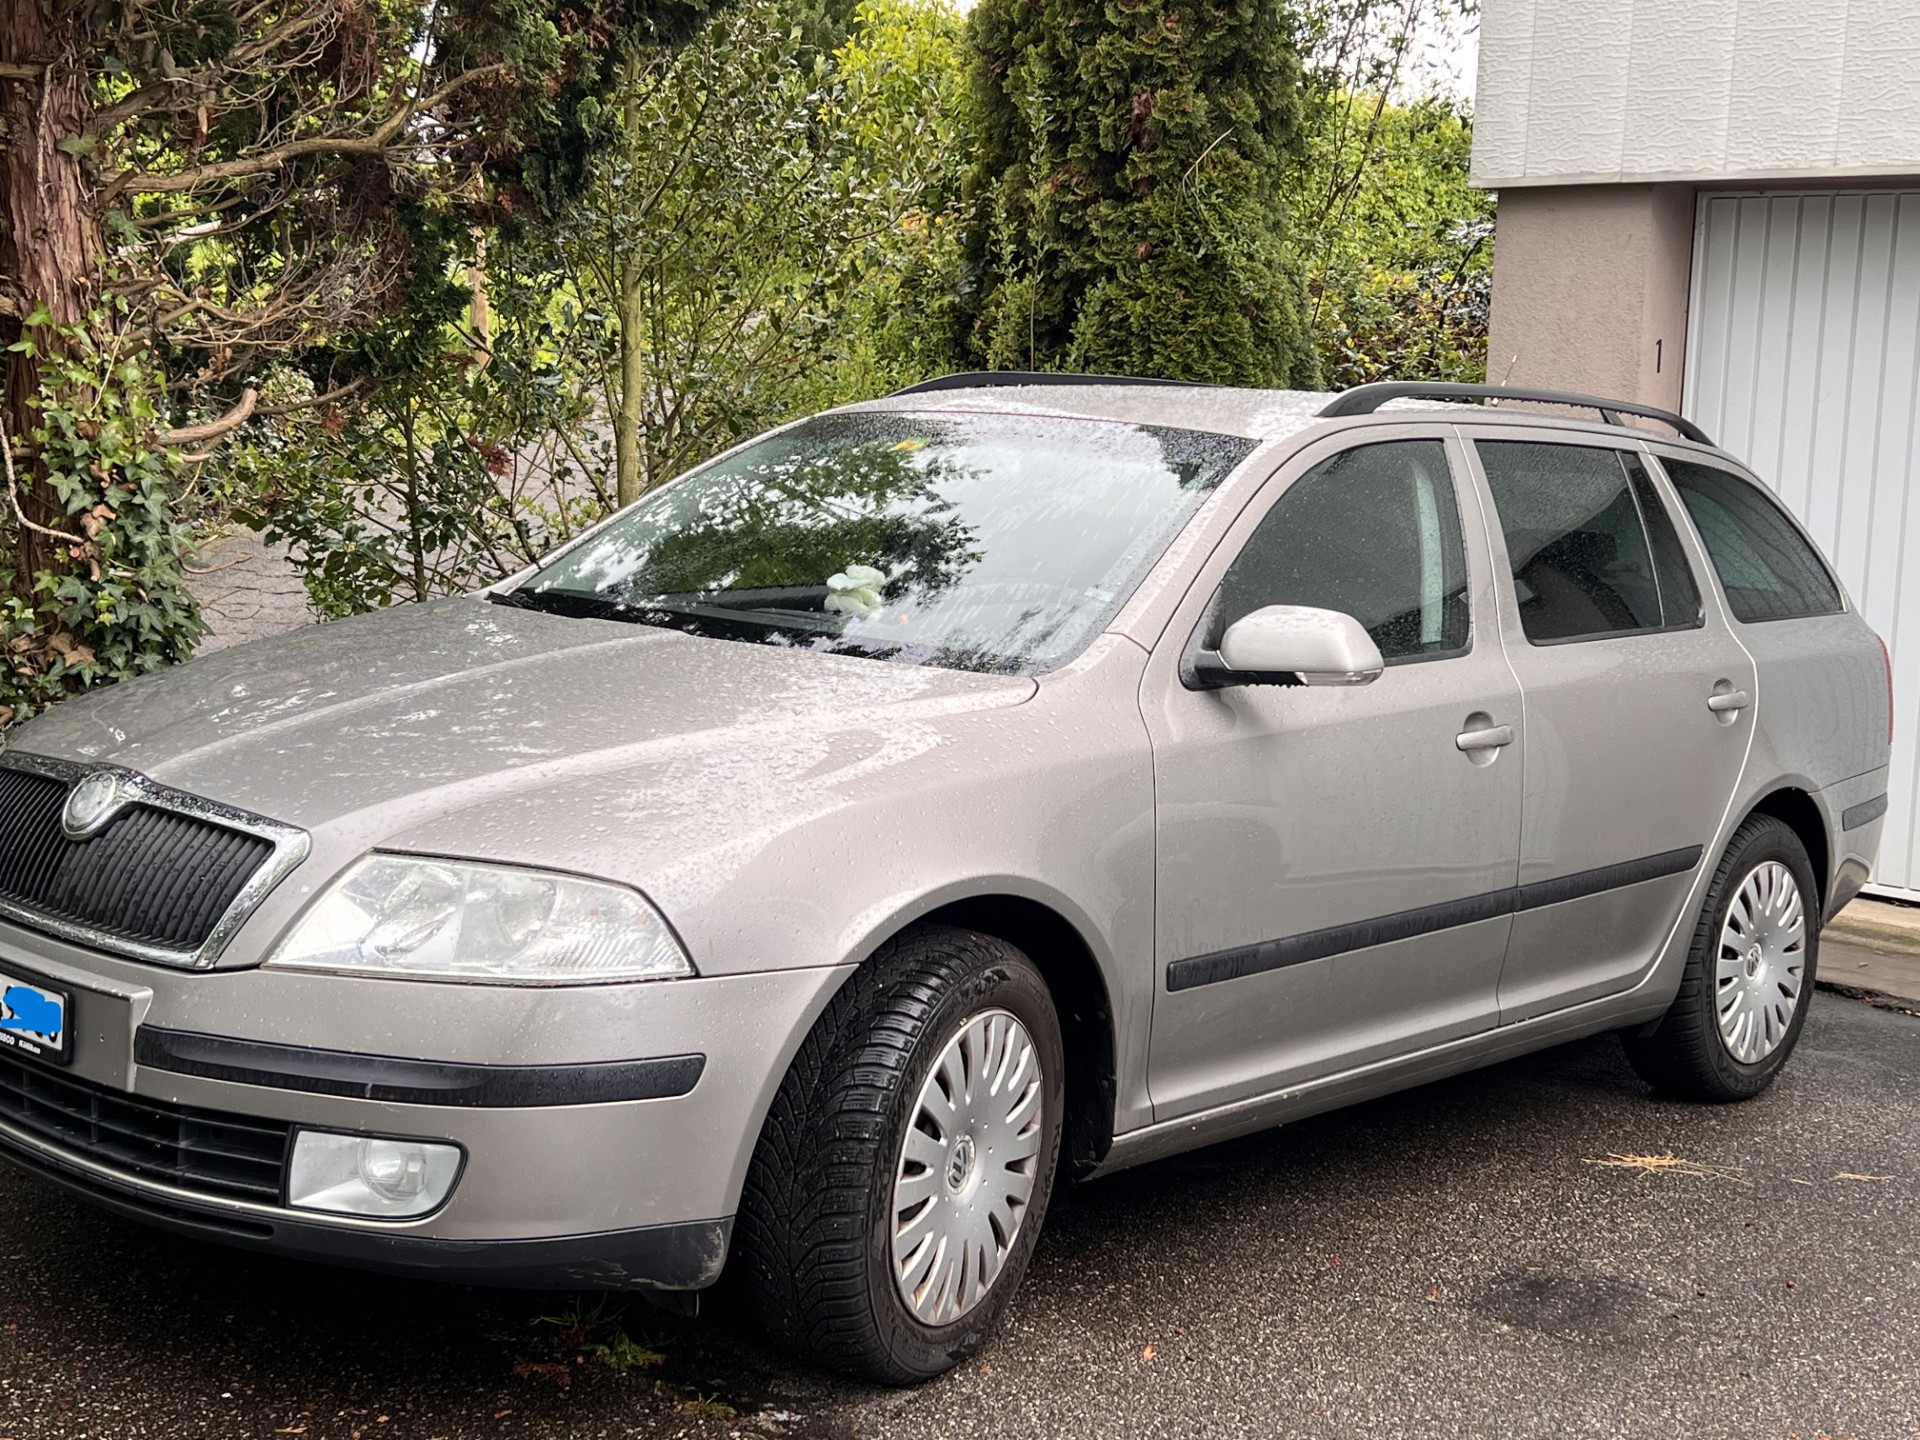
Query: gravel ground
[[188, 528, 310, 655], [2, 992, 1917, 1440]]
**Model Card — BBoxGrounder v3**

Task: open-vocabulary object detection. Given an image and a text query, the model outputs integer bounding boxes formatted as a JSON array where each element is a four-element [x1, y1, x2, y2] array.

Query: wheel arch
[[852, 889, 1121, 1176], [1745, 786, 1831, 913]]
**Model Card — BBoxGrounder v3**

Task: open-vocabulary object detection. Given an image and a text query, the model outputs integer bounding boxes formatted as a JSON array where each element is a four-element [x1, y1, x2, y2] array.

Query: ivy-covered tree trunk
[[962, 0, 1320, 388], [1, 7, 101, 587]]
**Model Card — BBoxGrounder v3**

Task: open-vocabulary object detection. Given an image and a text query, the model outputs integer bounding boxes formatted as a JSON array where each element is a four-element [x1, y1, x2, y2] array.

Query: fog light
[[288, 1131, 462, 1218]]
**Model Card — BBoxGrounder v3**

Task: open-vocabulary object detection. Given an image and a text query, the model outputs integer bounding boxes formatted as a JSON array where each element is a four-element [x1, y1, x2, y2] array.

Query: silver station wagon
[[0, 377, 1891, 1381]]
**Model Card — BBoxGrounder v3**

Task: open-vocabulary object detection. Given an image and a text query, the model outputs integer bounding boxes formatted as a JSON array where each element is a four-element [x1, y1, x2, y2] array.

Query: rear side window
[[1476, 441, 1700, 644], [1210, 439, 1470, 664], [1660, 459, 1844, 623]]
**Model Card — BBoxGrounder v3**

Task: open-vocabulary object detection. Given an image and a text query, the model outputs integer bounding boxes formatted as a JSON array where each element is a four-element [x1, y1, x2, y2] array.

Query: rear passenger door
[[1463, 431, 1757, 1021]]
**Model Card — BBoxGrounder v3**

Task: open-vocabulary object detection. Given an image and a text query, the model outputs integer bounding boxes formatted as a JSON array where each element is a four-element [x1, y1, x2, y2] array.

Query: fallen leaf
[[512, 1359, 572, 1388], [1140, 1343, 1156, 1362], [1586, 1151, 1750, 1185]]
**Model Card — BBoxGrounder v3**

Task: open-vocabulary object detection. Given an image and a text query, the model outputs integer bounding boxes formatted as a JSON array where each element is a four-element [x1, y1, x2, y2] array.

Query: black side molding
[[135, 1028, 705, 1107], [1842, 793, 1888, 831], [1167, 846, 1704, 993]]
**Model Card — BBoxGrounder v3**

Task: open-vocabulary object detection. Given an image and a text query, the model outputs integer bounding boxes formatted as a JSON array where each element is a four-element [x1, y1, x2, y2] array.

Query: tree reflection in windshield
[[518, 412, 1254, 674], [627, 433, 981, 613]]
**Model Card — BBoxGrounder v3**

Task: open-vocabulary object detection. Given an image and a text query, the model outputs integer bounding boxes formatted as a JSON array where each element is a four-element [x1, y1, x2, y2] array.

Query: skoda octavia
[[0, 377, 1891, 1381]]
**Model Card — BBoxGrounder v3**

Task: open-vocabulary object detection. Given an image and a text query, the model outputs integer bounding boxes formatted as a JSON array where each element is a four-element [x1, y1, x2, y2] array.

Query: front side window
[[1209, 439, 1471, 664], [1660, 459, 1844, 623], [510, 412, 1255, 675], [1477, 441, 1699, 644]]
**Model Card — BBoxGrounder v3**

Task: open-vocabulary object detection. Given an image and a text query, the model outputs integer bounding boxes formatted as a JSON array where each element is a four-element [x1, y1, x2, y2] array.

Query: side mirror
[[1189, 605, 1385, 690]]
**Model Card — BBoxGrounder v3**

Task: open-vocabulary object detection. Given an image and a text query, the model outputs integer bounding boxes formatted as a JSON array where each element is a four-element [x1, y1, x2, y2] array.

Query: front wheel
[[1621, 814, 1819, 1101], [735, 926, 1065, 1382]]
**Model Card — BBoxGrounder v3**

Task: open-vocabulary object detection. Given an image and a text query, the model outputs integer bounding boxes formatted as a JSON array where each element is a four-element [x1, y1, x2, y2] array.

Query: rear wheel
[[735, 925, 1065, 1382], [1622, 814, 1819, 1101]]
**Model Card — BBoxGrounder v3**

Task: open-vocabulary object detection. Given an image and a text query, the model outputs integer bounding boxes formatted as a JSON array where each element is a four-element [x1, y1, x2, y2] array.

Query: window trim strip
[[1165, 846, 1705, 993]]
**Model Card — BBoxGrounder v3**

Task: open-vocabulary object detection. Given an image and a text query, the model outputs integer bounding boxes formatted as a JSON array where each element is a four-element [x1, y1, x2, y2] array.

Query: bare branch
[[105, 66, 506, 196], [89, 9, 347, 137], [255, 376, 370, 417], [155, 388, 258, 447], [2, 427, 89, 547]]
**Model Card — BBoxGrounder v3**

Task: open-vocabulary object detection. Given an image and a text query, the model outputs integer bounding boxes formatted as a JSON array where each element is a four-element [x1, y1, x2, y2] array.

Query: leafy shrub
[[1292, 89, 1494, 387], [1, 306, 204, 727]]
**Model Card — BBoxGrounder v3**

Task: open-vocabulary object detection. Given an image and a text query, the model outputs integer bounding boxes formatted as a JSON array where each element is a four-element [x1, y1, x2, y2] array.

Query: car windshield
[[507, 411, 1255, 674]]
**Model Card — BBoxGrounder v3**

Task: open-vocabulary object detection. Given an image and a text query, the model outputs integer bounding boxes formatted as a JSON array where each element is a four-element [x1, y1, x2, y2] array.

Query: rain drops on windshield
[[514, 412, 1256, 675]]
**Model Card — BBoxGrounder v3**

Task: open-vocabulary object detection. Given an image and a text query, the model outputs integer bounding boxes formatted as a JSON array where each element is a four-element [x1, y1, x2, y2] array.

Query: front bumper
[[0, 916, 853, 1290], [0, 1123, 733, 1289]]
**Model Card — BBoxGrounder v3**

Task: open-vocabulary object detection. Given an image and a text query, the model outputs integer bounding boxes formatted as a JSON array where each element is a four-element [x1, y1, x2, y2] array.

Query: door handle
[[1455, 724, 1515, 752], [1706, 689, 1751, 714]]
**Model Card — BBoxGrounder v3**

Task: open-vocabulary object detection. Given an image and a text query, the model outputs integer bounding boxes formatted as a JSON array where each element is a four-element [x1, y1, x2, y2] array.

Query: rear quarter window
[[1659, 459, 1844, 623]]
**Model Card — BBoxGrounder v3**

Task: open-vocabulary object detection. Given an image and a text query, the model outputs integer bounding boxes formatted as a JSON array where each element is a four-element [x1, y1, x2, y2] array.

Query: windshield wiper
[[489, 587, 636, 623], [488, 588, 543, 611]]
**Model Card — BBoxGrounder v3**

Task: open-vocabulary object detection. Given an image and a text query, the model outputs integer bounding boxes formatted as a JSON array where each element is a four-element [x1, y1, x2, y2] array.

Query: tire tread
[[1622, 814, 1817, 1102], [735, 925, 1056, 1381]]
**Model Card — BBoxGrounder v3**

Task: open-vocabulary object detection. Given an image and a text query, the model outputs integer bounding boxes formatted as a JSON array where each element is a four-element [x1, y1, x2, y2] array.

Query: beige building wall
[[1484, 184, 1696, 411], [1472, 0, 1920, 189]]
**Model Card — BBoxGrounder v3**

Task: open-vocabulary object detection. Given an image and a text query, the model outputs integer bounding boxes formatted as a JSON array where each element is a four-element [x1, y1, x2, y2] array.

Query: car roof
[[844, 383, 1332, 442], [842, 380, 1726, 457]]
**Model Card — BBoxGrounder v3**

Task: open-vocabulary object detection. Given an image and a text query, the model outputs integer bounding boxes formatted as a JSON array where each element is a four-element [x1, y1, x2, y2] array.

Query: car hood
[[10, 596, 1038, 831]]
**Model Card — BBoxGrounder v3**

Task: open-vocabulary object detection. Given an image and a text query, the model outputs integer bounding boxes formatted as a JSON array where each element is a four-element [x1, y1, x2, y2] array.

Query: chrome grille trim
[[0, 751, 309, 969]]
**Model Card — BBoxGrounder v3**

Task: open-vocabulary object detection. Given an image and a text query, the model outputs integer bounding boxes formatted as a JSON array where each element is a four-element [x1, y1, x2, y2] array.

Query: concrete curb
[[1819, 932, 1920, 1010], [1826, 911, 1920, 956]]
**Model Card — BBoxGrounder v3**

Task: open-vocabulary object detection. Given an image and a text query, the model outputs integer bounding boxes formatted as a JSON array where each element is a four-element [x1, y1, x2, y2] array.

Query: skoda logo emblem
[[62, 770, 131, 841]]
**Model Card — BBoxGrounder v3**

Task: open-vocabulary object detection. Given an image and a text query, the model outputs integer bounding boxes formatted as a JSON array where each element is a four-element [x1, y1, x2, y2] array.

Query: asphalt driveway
[[3, 993, 1916, 1440]]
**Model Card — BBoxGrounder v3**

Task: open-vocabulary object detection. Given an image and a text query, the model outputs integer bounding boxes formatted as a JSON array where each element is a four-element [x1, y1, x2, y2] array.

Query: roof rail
[[888, 371, 1213, 397], [1318, 381, 1713, 447]]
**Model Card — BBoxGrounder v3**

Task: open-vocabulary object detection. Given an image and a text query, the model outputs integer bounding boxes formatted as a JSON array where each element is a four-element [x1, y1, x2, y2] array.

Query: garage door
[[1685, 189, 1920, 894]]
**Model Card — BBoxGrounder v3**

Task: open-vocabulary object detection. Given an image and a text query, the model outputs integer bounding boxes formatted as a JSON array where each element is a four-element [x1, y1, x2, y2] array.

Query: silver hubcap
[[890, 1008, 1044, 1326], [1716, 861, 1807, 1064]]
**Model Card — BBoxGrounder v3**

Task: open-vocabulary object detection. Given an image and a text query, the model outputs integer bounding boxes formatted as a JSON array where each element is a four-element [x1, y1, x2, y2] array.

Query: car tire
[[735, 925, 1066, 1383], [1621, 814, 1820, 1102]]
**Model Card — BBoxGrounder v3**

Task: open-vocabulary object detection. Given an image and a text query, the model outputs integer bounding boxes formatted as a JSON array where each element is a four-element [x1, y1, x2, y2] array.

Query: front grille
[[0, 1051, 290, 1204], [0, 766, 274, 953]]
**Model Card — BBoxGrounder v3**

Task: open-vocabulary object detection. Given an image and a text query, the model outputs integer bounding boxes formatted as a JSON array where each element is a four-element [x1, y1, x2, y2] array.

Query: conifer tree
[[962, 0, 1320, 387]]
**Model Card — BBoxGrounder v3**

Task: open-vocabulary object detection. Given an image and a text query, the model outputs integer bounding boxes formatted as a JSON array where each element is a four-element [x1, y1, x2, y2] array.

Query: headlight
[[268, 855, 694, 983]]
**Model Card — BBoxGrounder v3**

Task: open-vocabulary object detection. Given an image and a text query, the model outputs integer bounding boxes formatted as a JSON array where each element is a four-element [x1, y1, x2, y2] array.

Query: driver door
[[1142, 431, 1525, 1121]]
